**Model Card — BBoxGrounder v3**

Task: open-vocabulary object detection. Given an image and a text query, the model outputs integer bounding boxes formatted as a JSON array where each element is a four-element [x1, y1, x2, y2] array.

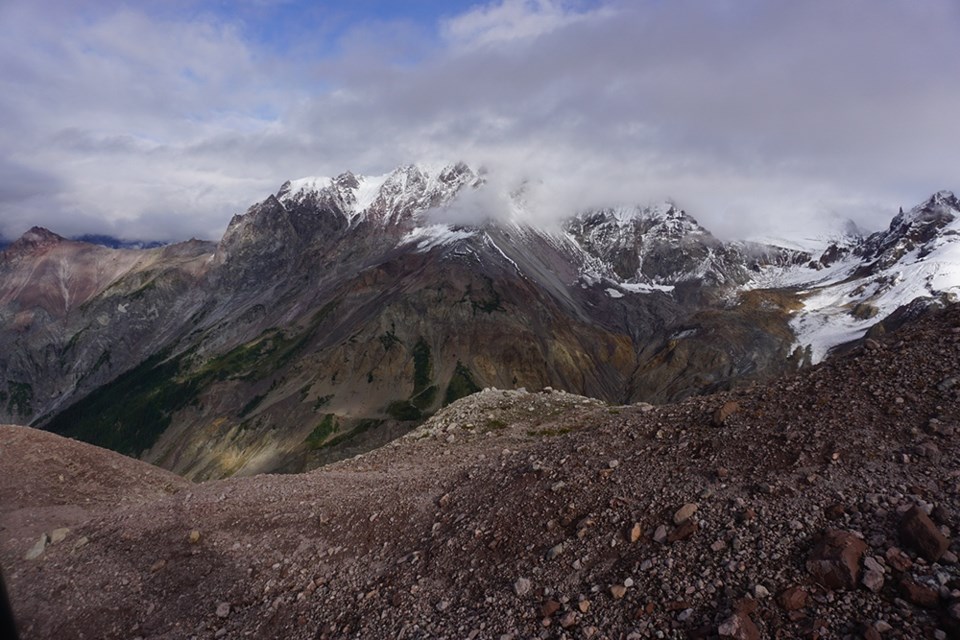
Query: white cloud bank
[[0, 0, 958, 242]]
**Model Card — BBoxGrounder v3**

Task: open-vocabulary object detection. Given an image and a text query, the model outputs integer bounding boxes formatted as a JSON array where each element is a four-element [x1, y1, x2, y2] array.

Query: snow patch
[[485, 235, 524, 277], [789, 220, 960, 363], [400, 225, 475, 252], [619, 282, 675, 294]]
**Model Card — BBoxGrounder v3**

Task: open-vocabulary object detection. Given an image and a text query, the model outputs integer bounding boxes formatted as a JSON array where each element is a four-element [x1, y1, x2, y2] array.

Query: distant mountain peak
[[926, 189, 957, 206], [22, 226, 64, 242], [3, 227, 66, 256]]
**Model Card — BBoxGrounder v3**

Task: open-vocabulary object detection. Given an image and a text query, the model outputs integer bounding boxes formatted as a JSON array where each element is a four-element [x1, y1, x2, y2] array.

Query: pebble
[[514, 578, 532, 596], [862, 570, 884, 593], [559, 611, 577, 628], [49, 528, 70, 544], [673, 503, 699, 525]]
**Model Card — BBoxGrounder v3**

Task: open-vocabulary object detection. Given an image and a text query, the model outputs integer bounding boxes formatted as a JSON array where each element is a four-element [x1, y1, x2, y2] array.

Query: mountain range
[[1, 163, 958, 479]]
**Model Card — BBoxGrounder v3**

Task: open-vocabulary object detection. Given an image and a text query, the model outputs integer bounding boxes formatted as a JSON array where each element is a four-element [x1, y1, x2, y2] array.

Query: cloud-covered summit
[[1, 0, 958, 243]]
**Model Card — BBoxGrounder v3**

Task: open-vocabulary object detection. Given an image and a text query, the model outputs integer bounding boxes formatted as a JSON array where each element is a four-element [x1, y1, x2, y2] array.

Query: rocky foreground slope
[[3, 304, 960, 639]]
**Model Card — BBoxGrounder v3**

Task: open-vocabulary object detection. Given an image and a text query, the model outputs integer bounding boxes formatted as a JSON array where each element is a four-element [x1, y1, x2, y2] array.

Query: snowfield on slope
[[761, 193, 960, 363]]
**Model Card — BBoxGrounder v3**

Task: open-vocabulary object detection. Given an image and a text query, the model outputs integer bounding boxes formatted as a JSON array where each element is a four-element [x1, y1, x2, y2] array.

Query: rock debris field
[[3, 305, 960, 639]]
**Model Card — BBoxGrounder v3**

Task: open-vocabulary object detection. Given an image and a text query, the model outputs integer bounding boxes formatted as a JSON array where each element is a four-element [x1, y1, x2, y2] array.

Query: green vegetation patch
[[6, 382, 33, 417], [44, 350, 203, 456], [45, 299, 345, 458], [411, 384, 438, 411], [386, 400, 423, 421], [467, 275, 504, 314], [412, 338, 432, 393], [238, 394, 266, 418], [317, 418, 382, 450], [484, 418, 508, 432], [205, 299, 341, 382], [378, 330, 400, 352], [77, 349, 113, 385], [129, 278, 158, 300], [305, 414, 339, 449], [59, 328, 88, 366], [312, 394, 333, 411], [444, 361, 481, 405]]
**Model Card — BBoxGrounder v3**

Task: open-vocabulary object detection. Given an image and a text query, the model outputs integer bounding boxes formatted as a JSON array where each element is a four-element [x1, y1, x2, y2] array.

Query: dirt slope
[[3, 305, 960, 639]]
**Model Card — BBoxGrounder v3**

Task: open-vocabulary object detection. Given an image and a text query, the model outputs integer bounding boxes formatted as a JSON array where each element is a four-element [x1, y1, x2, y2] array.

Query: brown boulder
[[899, 577, 940, 608], [899, 506, 949, 562], [712, 401, 740, 426], [806, 530, 867, 590], [777, 586, 808, 611]]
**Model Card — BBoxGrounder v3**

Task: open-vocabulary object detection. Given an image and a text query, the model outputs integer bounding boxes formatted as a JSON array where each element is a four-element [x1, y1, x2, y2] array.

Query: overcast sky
[[1, 0, 958, 243]]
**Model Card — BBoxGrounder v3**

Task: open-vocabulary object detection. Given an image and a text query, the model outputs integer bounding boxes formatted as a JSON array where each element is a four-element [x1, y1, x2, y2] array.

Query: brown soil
[[3, 305, 960, 639]]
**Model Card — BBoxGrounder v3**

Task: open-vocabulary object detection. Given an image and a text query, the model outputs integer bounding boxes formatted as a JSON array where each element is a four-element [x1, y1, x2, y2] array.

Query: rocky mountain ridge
[[0, 163, 957, 478]]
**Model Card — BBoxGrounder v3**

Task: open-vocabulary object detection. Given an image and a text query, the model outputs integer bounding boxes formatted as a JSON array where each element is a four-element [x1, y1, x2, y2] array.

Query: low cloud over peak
[[0, 0, 957, 243]]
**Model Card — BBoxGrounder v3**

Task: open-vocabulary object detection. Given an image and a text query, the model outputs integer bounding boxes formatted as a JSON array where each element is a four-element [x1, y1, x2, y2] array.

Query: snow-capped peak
[[276, 163, 479, 227], [889, 189, 957, 229], [577, 202, 702, 230]]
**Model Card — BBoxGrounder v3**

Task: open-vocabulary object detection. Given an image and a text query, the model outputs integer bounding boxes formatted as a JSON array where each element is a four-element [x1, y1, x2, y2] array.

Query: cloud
[[1, 0, 958, 243], [440, 0, 606, 49]]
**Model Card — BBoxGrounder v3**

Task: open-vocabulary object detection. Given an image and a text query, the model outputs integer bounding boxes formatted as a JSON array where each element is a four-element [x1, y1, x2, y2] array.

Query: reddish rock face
[[806, 530, 868, 590], [899, 506, 950, 562]]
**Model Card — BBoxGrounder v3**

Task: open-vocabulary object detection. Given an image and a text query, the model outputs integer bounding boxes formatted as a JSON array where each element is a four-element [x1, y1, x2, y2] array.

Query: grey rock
[[24, 533, 48, 561], [653, 525, 669, 544], [514, 577, 532, 596]]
